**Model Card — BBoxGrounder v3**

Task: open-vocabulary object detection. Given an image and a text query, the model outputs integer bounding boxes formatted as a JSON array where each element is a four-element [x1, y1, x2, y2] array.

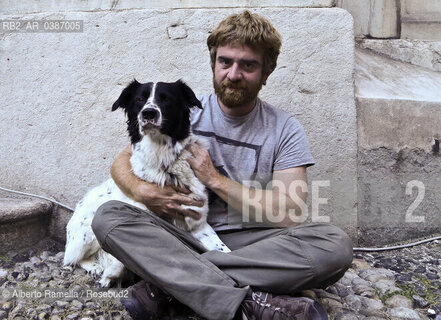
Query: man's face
[[213, 43, 267, 109]]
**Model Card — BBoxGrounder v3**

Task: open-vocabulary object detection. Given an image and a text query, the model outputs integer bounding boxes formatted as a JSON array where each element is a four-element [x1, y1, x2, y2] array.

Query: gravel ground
[[0, 238, 440, 320]]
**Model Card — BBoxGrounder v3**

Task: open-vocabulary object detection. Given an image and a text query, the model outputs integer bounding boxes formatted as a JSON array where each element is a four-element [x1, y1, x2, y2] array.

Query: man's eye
[[243, 62, 256, 70], [218, 58, 231, 66]]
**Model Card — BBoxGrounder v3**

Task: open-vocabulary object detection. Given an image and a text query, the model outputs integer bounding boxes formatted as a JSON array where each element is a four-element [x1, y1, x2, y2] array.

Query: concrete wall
[[0, 7, 358, 240], [355, 48, 441, 245], [357, 98, 441, 246]]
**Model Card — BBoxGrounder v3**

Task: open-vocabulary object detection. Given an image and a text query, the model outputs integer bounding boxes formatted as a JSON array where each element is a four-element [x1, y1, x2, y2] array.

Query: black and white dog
[[63, 80, 230, 287]]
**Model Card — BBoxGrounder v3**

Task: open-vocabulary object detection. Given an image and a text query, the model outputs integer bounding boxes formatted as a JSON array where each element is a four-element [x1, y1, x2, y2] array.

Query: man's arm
[[187, 144, 308, 228], [111, 144, 202, 220]]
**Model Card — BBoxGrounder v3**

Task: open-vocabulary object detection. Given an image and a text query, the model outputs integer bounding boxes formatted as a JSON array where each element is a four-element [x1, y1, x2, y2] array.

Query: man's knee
[[287, 223, 353, 275], [92, 200, 158, 244], [316, 224, 353, 275], [91, 200, 127, 244]]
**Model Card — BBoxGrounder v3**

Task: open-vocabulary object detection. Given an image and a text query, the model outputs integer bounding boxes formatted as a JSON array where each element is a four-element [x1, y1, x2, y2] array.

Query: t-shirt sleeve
[[273, 116, 315, 171]]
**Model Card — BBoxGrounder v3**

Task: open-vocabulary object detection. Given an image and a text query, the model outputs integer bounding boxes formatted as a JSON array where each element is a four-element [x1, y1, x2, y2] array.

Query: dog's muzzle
[[139, 107, 161, 130]]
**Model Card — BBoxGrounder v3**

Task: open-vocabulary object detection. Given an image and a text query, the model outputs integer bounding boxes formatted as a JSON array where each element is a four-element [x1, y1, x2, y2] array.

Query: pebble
[[344, 294, 362, 311], [0, 301, 12, 312], [30, 256, 41, 265], [360, 296, 386, 316], [36, 304, 52, 313], [385, 294, 413, 308], [70, 299, 84, 311], [54, 300, 69, 309], [40, 251, 50, 261], [374, 279, 401, 295], [412, 294, 430, 308], [332, 282, 353, 297], [66, 312, 81, 320], [359, 268, 395, 281], [0, 240, 440, 319], [389, 307, 421, 319]]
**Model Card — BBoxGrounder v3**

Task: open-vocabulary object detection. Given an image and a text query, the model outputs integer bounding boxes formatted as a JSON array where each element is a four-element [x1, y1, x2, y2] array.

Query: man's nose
[[227, 63, 243, 81]]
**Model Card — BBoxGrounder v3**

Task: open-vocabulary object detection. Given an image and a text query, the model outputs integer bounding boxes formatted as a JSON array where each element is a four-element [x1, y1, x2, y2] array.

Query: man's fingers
[[186, 143, 197, 153], [172, 194, 204, 208], [167, 205, 200, 220], [163, 184, 193, 195], [171, 185, 192, 194], [155, 185, 203, 220], [175, 208, 201, 220]]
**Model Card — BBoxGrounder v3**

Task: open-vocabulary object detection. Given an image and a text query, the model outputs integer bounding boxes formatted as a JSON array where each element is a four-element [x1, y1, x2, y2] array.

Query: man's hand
[[137, 183, 203, 221], [111, 144, 203, 221], [186, 143, 222, 189]]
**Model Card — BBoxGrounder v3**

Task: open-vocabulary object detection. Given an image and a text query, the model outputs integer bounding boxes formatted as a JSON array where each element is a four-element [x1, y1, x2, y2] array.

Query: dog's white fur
[[64, 82, 230, 287]]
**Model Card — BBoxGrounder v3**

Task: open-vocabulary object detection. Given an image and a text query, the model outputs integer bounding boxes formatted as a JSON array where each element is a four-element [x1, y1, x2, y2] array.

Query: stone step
[[358, 39, 441, 73], [355, 47, 441, 102], [0, 198, 53, 254]]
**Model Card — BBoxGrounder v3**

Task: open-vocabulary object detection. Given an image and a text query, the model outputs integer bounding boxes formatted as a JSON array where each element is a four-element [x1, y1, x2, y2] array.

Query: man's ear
[[112, 79, 140, 111], [177, 79, 202, 109], [262, 72, 271, 86]]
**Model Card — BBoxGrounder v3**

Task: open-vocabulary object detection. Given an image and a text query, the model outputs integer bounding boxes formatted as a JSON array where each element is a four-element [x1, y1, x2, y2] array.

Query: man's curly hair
[[207, 10, 282, 76]]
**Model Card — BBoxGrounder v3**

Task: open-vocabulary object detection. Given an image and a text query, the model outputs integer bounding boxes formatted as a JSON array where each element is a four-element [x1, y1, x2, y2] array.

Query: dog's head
[[112, 79, 202, 144]]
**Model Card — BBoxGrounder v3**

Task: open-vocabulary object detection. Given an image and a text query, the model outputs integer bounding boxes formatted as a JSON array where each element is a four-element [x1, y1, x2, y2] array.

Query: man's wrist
[[206, 171, 225, 192], [132, 180, 154, 203]]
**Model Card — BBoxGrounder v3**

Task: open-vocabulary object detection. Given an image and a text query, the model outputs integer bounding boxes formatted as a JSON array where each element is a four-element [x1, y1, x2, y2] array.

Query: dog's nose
[[141, 108, 159, 121]]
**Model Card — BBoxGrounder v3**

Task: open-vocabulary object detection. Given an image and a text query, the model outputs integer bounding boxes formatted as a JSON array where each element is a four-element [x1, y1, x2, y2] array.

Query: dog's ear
[[112, 79, 140, 111], [177, 79, 202, 109]]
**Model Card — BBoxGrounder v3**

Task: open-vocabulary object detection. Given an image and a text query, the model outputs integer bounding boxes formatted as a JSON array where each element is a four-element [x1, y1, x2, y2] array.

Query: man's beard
[[213, 77, 262, 109]]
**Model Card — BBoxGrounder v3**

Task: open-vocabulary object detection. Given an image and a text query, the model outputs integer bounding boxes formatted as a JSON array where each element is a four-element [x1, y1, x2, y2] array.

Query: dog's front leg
[[190, 223, 231, 253]]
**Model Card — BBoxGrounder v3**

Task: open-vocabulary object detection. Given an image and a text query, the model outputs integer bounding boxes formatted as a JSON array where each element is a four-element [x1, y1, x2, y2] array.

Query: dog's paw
[[79, 260, 103, 277], [87, 269, 102, 278], [217, 243, 231, 253], [98, 276, 112, 288]]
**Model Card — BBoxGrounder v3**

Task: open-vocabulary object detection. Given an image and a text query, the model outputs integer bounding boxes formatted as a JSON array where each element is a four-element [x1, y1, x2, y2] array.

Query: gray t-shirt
[[191, 93, 315, 231]]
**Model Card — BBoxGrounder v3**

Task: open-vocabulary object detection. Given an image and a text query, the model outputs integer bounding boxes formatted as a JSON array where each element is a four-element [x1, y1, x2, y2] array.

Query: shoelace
[[252, 292, 285, 320]]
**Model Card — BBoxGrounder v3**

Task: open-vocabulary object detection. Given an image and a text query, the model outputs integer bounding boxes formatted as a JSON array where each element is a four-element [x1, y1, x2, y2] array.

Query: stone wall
[[337, 0, 441, 40], [0, 0, 335, 13], [336, 0, 399, 39]]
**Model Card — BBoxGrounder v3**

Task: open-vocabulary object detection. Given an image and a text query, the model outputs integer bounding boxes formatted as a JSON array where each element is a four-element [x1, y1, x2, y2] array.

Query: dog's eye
[[136, 97, 146, 103]]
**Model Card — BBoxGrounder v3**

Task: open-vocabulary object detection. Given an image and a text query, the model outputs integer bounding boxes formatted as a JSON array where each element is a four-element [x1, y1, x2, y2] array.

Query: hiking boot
[[241, 291, 328, 320], [121, 280, 173, 320]]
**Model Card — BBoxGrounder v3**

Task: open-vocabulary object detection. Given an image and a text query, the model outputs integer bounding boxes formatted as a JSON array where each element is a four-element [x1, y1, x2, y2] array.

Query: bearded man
[[92, 10, 353, 320]]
